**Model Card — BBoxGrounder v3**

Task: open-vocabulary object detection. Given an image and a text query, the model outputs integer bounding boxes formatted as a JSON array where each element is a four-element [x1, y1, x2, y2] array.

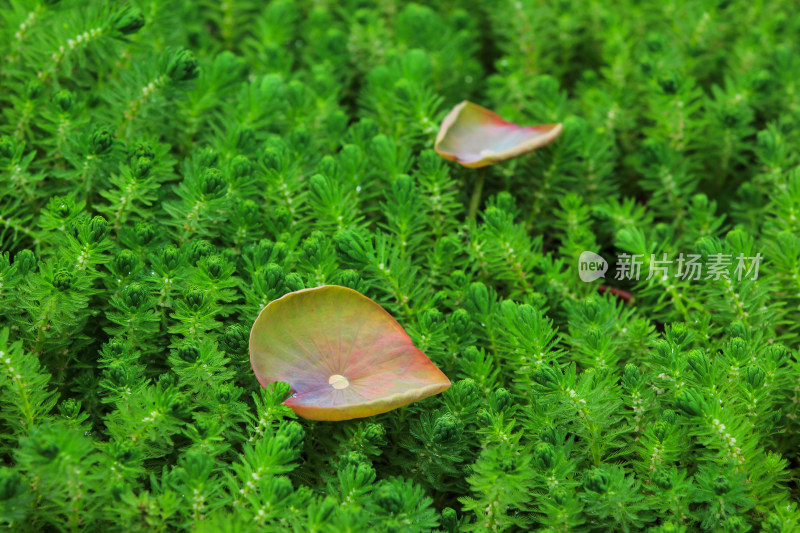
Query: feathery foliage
[[2, 0, 800, 531]]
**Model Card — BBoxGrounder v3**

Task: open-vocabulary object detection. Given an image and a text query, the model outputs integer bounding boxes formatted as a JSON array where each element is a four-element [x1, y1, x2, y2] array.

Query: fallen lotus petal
[[249, 285, 451, 421], [434, 101, 563, 168]]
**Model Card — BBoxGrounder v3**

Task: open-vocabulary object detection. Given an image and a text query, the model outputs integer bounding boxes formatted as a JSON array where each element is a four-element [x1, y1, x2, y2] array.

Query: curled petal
[[249, 285, 451, 421], [434, 101, 563, 168]]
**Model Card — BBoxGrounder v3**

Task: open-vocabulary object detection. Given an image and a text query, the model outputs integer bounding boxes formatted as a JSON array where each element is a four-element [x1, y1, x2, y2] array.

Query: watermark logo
[[577, 251, 762, 282], [578, 251, 608, 282]]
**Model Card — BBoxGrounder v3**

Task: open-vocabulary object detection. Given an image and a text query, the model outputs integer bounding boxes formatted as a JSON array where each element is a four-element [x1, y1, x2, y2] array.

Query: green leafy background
[[1, 0, 800, 531]]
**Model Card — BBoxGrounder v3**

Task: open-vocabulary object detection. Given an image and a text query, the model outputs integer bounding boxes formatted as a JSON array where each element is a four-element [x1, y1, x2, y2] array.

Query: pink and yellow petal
[[249, 285, 451, 421], [434, 101, 563, 168]]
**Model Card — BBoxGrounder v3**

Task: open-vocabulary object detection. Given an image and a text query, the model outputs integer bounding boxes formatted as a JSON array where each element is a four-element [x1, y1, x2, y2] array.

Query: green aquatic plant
[[1, 0, 800, 531]]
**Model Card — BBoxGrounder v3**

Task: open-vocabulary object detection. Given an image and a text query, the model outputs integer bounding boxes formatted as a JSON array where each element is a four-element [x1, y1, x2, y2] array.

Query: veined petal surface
[[249, 285, 451, 421], [434, 101, 563, 168]]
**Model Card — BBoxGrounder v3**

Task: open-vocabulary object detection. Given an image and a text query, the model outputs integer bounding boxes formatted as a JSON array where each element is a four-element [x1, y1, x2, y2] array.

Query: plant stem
[[468, 169, 485, 220]]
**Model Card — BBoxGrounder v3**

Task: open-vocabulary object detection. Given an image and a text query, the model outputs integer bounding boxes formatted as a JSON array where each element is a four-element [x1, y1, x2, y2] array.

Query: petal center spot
[[328, 374, 349, 389]]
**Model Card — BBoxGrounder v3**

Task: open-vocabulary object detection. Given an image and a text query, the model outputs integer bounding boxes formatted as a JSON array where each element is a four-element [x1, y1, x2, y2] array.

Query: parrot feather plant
[[2, 0, 800, 531]]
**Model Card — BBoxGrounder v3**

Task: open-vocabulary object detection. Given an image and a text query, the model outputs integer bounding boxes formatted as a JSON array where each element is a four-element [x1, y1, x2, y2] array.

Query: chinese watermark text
[[578, 252, 762, 282]]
